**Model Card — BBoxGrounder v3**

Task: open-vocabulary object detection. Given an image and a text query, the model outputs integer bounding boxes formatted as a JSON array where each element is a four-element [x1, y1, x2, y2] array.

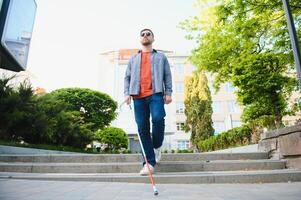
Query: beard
[[141, 39, 152, 46]]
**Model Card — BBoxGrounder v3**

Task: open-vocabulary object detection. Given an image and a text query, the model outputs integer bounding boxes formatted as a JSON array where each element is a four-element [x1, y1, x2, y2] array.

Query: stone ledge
[[259, 125, 301, 169], [279, 132, 301, 156], [261, 124, 301, 140]]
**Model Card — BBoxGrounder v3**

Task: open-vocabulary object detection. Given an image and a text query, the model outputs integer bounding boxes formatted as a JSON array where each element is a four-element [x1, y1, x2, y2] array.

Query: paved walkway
[[211, 144, 259, 153], [0, 179, 300, 200], [0, 145, 83, 154]]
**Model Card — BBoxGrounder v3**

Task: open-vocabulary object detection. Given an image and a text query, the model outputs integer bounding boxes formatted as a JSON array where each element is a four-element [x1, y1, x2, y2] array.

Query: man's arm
[[163, 55, 172, 104], [124, 58, 132, 104]]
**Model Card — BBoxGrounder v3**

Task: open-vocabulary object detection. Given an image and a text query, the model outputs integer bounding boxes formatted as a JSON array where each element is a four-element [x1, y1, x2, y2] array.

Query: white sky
[[26, 0, 198, 92]]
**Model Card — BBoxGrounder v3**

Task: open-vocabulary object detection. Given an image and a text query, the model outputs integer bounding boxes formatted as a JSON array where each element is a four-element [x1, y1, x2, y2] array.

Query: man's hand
[[164, 95, 172, 104], [125, 96, 131, 105]]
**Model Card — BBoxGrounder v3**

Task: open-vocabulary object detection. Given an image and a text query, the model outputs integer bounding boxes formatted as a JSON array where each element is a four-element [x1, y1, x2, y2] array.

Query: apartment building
[[168, 54, 242, 150], [98, 49, 244, 151]]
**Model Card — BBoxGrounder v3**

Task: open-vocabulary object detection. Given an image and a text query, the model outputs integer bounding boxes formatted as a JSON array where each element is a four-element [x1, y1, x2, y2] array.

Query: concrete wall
[[258, 124, 301, 169]]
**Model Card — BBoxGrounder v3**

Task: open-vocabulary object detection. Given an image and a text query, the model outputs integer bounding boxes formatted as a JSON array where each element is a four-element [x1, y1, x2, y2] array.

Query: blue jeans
[[133, 93, 166, 167]]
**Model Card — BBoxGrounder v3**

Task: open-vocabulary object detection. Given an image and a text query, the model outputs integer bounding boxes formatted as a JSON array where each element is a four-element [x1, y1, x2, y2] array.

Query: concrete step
[[0, 169, 300, 184], [0, 160, 285, 173], [0, 152, 269, 163]]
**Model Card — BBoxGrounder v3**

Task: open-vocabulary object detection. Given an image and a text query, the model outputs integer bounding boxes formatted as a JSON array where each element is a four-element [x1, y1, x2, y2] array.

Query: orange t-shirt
[[134, 52, 153, 98]]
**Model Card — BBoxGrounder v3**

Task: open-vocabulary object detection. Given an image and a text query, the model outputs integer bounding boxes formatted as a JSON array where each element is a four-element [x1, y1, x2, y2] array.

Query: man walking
[[124, 28, 173, 175]]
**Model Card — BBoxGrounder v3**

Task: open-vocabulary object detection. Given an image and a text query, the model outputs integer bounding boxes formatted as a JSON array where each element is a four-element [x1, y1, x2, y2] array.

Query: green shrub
[[0, 78, 50, 143], [0, 76, 116, 150], [36, 94, 94, 148], [198, 125, 252, 152], [122, 149, 131, 154], [95, 127, 128, 152], [176, 149, 193, 153], [49, 88, 117, 131]]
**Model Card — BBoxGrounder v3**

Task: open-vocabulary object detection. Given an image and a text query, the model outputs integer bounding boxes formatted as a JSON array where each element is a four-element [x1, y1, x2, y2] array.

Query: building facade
[[98, 49, 245, 151]]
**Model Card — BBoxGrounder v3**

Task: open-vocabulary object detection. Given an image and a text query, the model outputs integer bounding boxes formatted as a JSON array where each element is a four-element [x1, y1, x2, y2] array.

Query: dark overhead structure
[[0, 0, 37, 72], [282, 0, 301, 88]]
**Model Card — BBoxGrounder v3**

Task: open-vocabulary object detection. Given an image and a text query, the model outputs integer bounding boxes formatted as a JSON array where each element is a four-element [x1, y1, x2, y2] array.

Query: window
[[225, 82, 235, 93], [175, 82, 184, 93], [176, 102, 185, 114], [232, 121, 241, 128], [176, 122, 185, 131], [227, 100, 235, 113], [212, 101, 222, 113], [174, 64, 184, 74], [227, 100, 240, 113], [213, 121, 225, 135], [177, 140, 190, 150]]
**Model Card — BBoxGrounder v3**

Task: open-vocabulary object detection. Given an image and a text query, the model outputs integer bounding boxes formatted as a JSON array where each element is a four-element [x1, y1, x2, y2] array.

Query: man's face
[[140, 31, 154, 46]]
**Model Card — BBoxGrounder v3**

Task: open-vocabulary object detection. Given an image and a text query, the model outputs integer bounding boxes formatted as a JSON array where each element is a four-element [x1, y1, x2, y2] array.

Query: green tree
[[95, 127, 128, 152], [0, 77, 49, 143], [180, 0, 300, 129], [184, 71, 214, 148], [36, 94, 94, 148], [10, 85, 48, 144], [233, 52, 296, 129], [0, 77, 103, 148], [0, 76, 16, 139], [49, 88, 117, 131]]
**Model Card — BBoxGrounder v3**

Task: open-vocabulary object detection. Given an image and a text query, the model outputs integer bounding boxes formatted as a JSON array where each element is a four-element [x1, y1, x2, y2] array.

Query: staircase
[[0, 152, 301, 183]]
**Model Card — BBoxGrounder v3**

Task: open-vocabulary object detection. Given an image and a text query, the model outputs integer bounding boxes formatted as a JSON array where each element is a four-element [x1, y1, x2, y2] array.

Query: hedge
[[198, 125, 252, 152]]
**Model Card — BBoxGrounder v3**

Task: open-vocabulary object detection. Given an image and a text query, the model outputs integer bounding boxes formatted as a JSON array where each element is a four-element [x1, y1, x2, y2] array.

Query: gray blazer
[[124, 49, 173, 96]]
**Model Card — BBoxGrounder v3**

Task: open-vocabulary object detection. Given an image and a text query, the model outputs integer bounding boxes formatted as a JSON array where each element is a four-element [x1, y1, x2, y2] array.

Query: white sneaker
[[154, 148, 162, 163], [139, 164, 155, 176]]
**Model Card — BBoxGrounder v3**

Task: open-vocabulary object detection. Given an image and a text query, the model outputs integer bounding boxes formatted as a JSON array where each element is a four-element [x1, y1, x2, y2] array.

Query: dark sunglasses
[[140, 32, 152, 37]]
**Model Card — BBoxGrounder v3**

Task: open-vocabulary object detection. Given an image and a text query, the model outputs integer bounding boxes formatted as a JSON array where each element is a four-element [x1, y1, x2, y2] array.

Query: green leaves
[[0, 77, 50, 143], [231, 53, 295, 128], [95, 127, 128, 152], [0, 77, 118, 149], [198, 125, 252, 152], [181, 0, 300, 129], [184, 71, 214, 149], [50, 88, 117, 131]]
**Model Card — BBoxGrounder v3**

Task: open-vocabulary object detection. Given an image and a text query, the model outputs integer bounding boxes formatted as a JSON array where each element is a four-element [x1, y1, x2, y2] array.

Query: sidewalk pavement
[[0, 179, 300, 200]]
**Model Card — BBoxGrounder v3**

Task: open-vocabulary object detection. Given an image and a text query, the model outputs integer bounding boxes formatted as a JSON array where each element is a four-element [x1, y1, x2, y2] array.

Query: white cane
[[119, 100, 159, 196]]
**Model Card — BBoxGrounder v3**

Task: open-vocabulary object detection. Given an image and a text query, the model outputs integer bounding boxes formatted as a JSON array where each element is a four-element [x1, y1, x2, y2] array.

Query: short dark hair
[[140, 28, 154, 37]]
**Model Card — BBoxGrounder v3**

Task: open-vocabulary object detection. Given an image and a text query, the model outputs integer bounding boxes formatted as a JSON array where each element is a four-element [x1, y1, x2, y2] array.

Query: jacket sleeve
[[124, 58, 131, 96], [163, 55, 173, 96]]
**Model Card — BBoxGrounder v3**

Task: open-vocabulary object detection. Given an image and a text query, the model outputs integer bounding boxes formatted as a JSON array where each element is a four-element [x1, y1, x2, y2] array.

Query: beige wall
[[100, 50, 301, 150]]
